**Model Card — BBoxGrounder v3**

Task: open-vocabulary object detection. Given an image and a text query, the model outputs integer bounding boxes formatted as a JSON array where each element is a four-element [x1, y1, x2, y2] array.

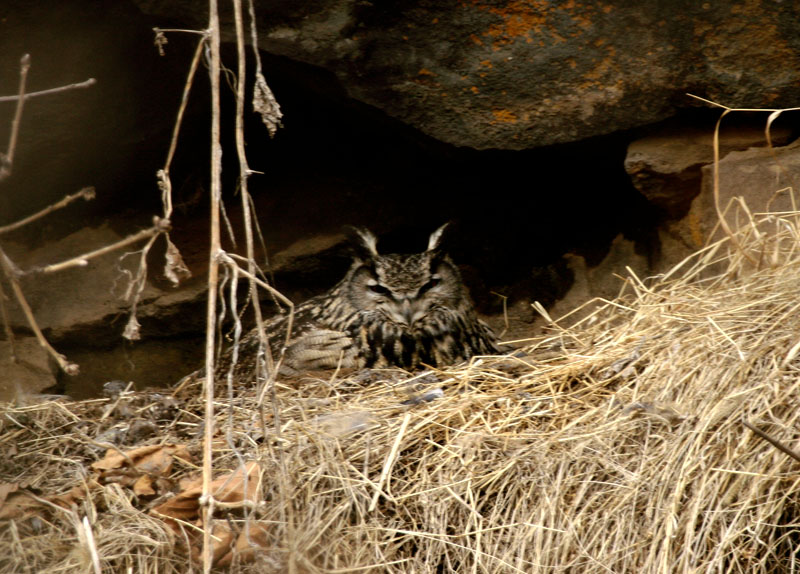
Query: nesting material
[[2, 206, 800, 574]]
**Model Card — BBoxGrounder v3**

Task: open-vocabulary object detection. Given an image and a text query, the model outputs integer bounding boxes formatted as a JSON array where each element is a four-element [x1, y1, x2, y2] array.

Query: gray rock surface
[[135, 0, 800, 149], [697, 138, 800, 241], [626, 123, 793, 217]]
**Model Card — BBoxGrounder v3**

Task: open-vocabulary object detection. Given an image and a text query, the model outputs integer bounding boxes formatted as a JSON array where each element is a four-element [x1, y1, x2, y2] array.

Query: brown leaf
[[0, 491, 39, 520], [216, 523, 272, 567], [0, 482, 19, 507], [133, 474, 156, 497], [0, 484, 87, 521], [188, 522, 236, 565], [48, 484, 88, 509], [151, 462, 260, 525], [211, 461, 260, 505], [151, 493, 202, 523], [92, 443, 191, 475]]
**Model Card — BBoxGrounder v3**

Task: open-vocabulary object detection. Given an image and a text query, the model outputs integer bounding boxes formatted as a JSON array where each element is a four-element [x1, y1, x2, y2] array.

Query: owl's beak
[[387, 296, 427, 326], [399, 298, 414, 325], [387, 298, 416, 326]]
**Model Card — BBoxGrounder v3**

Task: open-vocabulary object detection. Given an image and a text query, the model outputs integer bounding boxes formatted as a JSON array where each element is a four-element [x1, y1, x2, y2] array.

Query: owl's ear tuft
[[346, 226, 380, 260], [427, 223, 451, 252]]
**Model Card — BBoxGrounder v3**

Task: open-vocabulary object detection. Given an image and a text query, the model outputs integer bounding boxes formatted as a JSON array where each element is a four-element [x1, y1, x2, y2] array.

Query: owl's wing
[[281, 327, 360, 372]]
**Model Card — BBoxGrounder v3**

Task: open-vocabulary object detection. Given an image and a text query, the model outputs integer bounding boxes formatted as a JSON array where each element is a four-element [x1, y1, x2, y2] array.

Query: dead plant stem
[[0, 187, 95, 236], [0, 77, 95, 103], [0, 245, 77, 374], [0, 278, 15, 362], [26, 217, 170, 275], [163, 38, 206, 178], [1, 54, 30, 181], [202, 0, 222, 571]]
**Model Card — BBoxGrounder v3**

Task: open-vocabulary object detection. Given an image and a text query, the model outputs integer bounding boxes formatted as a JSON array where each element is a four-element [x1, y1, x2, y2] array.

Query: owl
[[221, 224, 499, 380]]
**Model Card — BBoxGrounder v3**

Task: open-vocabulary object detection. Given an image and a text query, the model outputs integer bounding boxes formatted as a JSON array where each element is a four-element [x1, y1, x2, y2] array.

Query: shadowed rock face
[[134, 0, 800, 149]]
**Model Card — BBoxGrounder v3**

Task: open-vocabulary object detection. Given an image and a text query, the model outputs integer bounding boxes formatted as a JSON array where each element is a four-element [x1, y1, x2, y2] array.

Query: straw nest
[[2, 205, 800, 574]]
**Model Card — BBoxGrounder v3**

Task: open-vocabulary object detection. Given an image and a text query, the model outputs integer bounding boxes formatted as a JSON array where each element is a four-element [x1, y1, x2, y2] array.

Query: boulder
[[696, 139, 800, 242], [134, 0, 800, 149], [625, 122, 793, 218], [0, 337, 57, 402]]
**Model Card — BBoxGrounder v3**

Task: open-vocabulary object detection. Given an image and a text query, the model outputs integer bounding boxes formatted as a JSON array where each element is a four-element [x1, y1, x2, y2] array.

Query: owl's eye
[[368, 282, 391, 296], [418, 276, 441, 295]]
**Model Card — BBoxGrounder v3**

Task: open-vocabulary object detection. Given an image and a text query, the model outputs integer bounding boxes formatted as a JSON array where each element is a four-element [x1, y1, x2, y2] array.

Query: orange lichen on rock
[[491, 109, 518, 124], [465, 0, 609, 48]]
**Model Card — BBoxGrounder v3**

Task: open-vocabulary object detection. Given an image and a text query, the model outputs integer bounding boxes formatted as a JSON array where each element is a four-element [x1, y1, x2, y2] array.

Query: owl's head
[[343, 224, 470, 326]]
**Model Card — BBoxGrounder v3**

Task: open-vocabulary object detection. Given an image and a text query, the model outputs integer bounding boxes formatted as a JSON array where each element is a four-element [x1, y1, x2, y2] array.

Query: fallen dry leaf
[[0, 483, 89, 520], [0, 490, 40, 520], [215, 522, 273, 567], [189, 522, 237, 565], [0, 482, 19, 507], [151, 462, 260, 526], [92, 443, 191, 474], [133, 474, 156, 496]]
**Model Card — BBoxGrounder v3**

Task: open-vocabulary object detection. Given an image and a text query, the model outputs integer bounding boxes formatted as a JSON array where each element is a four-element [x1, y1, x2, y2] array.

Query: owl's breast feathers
[[341, 305, 496, 370], [207, 225, 501, 381]]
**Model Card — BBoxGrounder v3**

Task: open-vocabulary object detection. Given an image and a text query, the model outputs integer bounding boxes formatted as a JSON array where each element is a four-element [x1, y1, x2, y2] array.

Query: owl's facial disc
[[366, 276, 439, 326]]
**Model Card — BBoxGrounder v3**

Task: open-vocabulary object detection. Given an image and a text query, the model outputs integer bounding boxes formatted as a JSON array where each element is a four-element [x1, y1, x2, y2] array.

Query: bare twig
[[202, 1, 222, 572], [232, 0, 276, 383], [153, 30, 202, 293], [0, 78, 95, 103], [25, 217, 170, 275], [153, 27, 207, 37], [686, 94, 800, 114], [161, 36, 206, 181], [0, 54, 31, 181], [742, 419, 800, 464], [217, 253, 294, 344], [0, 187, 95, 236], [0, 245, 79, 375], [0, 279, 16, 362]]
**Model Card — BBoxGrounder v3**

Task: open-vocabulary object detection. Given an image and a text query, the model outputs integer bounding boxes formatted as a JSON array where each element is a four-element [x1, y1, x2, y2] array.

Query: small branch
[[203, 0, 223, 570], [0, 187, 95, 236], [0, 245, 79, 375], [0, 279, 16, 362], [218, 252, 294, 315], [153, 27, 208, 36], [162, 36, 206, 179], [119, 232, 161, 341], [743, 419, 800, 464], [0, 77, 95, 103], [0, 54, 31, 181], [233, 0, 274, 378], [25, 217, 170, 275]]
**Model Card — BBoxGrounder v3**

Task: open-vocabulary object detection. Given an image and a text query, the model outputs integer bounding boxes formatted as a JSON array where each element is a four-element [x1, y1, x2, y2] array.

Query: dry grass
[[3, 205, 800, 573]]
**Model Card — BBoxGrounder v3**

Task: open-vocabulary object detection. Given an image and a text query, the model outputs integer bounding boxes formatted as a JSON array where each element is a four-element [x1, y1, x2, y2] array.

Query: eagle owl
[[225, 224, 499, 380]]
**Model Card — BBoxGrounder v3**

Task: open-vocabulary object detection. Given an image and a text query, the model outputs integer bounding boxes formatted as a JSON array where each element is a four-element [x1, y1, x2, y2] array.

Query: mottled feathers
[[224, 224, 499, 380]]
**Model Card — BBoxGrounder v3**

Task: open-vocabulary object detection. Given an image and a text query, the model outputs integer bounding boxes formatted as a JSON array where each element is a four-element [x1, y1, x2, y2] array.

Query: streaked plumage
[[223, 224, 498, 380]]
